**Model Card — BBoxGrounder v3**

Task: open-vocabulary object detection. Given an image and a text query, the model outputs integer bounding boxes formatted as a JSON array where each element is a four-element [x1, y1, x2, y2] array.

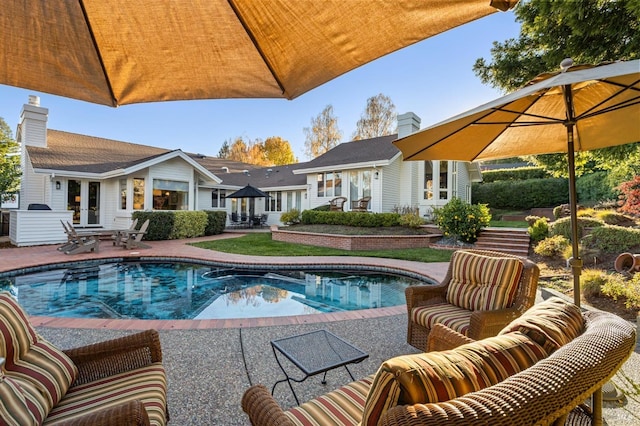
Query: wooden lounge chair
[[63, 222, 100, 255], [350, 196, 371, 212], [112, 218, 138, 246], [58, 220, 77, 252], [120, 219, 151, 250], [329, 196, 347, 211]]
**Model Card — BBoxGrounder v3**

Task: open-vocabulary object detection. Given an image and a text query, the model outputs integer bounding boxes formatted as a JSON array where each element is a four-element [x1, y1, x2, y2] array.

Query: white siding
[[150, 159, 194, 209], [457, 163, 472, 203], [19, 152, 47, 209], [381, 159, 402, 212], [10, 210, 73, 246]]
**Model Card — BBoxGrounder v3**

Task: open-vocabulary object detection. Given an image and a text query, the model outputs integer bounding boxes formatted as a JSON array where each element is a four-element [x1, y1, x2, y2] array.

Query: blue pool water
[[0, 261, 432, 320]]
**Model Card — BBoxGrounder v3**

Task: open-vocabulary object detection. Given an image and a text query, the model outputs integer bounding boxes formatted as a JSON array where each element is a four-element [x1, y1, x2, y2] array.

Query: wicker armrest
[[405, 284, 448, 310], [64, 330, 162, 385], [55, 400, 150, 426], [427, 323, 475, 352], [467, 307, 522, 340], [242, 385, 296, 426]]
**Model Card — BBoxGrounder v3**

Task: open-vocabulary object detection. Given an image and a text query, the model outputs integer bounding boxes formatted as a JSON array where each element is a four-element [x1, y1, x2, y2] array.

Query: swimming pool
[[0, 261, 432, 320]]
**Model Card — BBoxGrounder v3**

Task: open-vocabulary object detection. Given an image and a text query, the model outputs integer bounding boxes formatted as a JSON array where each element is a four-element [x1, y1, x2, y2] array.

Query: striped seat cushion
[[44, 363, 167, 425], [284, 375, 372, 426], [361, 332, 548, 426], [411, 302, 472, 336], [499, 296, 584, 353], [0, 371, 48, 425], [445, 251, 523, 311], [0, 292, 78, 417]]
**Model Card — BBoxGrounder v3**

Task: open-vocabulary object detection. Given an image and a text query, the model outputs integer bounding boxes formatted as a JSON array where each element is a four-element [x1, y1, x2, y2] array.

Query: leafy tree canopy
[[304, 105, 342, 159], [473, 0, 639, 181], [0, 117, 21, 195], [217, 136, 297, 166], [352, 93, 397, 141]]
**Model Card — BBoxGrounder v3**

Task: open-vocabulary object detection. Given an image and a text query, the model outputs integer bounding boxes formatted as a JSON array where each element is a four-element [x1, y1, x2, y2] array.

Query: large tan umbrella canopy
[[1, 0, 515, 107], [394, 59, 640, 306]]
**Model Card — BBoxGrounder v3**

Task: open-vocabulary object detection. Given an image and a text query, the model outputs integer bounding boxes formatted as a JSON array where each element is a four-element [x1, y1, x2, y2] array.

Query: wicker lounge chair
[[350, 196, 371, 212], [0, 292, 168, 425], [405, 249, 539, 351], [242, 297, 637, 426], [329, 196, 347, 211]]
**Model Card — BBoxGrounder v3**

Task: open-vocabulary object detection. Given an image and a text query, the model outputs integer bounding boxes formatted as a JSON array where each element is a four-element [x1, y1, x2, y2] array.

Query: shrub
[[280, 209, 301, 225], [300, 210, 401, 227], [617, 175, 640, 217], [534, 235, 570, 258], [399, 212, 424, 229], [432, 198, 491, 243], [480, 167, 548, 183], [132, 211, 174, 240], [549, 217, 605, 240], [169, 211, 208, 239], [525, 215, 544, 226], [472, 178, 569, 210], [204, 210, 227, 235], [580, 269, 609, 298], [594, 210, 638, 227], [528, 218, 549, 242], [586, 225, 640, 253], [576, 171, 617, 203], [601, 272, 640, 309]]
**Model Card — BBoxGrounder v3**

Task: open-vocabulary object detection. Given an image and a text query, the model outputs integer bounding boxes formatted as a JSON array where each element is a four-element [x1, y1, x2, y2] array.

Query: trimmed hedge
[[300, 210, 400, 227], [132, 210, 225, 240], [549, 216, 605, 240], [204, 210, 227, 235], [585, 225, 640, 253], [481, 167, 548, 183], [472, 178, 569, 209]]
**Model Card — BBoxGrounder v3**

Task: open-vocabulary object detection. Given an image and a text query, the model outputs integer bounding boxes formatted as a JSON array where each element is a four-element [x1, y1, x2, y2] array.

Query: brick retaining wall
[[271, 227, 442, 250]]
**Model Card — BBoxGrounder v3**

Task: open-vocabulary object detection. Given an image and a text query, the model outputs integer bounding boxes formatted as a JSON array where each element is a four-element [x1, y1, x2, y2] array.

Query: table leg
[[271, 345, 301, 405]]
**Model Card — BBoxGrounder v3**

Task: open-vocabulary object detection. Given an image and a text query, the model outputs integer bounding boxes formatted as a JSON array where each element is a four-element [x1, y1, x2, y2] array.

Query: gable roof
[[27, 130, 256, 179], [218, 162, 309, 189], [294, 134, 401, 173]]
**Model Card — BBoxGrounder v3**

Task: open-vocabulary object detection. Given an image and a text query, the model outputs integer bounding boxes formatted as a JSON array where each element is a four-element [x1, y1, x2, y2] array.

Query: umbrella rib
[[574, 77, 640, 121], [226, 0, 288, 98], [78, 0, 118, 106]]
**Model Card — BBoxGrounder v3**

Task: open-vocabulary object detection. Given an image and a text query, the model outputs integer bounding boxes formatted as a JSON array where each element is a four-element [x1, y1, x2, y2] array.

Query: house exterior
[[7, 97, 481, 246]]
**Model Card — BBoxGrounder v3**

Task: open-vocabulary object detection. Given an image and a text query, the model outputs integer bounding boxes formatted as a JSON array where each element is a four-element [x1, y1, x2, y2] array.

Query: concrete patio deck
[[1, 234, 638, 425]]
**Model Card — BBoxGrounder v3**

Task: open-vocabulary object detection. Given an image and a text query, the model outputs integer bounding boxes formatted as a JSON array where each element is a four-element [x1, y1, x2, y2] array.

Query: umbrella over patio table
[[394, 58, 640, 306], [226, 184, 270, 199], [1, 0, 516, 106]]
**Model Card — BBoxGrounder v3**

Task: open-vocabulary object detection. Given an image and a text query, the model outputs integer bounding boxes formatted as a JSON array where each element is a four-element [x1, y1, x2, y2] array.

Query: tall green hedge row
[[472, 178, 569, 209], [132, 210, 226, 240], [480, 167, 548, 183]]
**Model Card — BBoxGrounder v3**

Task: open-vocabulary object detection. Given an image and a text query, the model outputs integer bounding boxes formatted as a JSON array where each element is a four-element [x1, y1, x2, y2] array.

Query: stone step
[[474, 227, 530, 256]]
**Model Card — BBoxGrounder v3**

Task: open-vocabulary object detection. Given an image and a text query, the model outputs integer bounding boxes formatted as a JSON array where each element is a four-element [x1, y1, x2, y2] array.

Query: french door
[[67, 180, 101, 226]]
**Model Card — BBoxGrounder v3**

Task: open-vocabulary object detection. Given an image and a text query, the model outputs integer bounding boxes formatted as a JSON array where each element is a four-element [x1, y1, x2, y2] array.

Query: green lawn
[[192, 233, 453, 263]]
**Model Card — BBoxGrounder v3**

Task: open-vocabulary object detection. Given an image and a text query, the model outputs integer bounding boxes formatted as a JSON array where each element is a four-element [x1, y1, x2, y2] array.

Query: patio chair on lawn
[[120, 219, 151, 250], [329, 196, 347, 211], [406, 249, 540, 351], [350, 196, 371, 212]]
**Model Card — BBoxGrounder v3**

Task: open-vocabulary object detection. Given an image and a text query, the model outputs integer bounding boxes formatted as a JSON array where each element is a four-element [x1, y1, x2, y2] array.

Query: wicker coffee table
[[270, 329, 368, 404]]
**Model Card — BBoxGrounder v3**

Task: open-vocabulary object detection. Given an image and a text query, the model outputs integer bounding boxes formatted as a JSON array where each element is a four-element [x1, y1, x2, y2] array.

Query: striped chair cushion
[[0, 371, 48, 425], [499, 296, 584, 353], [44, 363, 167, 425], [0, 292, 78, 415], [445, 251, 523, 311], [284, 375, 372, 426], [361, 332, 548, 426], [411, 302, 472, 336]]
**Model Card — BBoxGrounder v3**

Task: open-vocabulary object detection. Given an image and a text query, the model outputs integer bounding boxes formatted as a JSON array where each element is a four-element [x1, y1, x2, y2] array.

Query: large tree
[[303, 105, 342, 159], [0, 117, 21, 196], [473, 0, 639, 182], [351, 93, 397, 140], [263, 136, 297, 165]]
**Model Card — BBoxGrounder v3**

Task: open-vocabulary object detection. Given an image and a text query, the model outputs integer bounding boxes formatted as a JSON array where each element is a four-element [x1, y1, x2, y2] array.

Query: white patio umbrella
[[394, 59, 640, 306], [0, 0, 516, 107]]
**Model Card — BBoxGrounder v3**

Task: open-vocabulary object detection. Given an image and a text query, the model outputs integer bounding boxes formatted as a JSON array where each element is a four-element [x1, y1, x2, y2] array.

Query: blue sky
[[0, 11, 520, 161]]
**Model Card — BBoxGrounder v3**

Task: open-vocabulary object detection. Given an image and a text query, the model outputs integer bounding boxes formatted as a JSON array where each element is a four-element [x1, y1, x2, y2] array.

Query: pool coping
[[0, 234, 450, 330]]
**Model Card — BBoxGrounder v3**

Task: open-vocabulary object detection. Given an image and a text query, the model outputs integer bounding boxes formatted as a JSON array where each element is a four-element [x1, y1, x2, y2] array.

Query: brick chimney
[[20, 95, 48, 148], [397, 112, 421, 138]]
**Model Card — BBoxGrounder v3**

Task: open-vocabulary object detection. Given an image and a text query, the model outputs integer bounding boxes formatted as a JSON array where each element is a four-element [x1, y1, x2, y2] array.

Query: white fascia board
[[33, 168, 107, 179], [293, 160, 392, 175], [261, 185, 307, 192], [121, 150, 222, 183]]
